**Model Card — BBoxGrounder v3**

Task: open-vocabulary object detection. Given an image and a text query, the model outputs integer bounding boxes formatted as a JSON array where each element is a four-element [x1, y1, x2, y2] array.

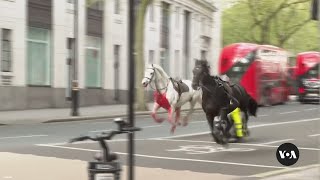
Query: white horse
[[141, 64, 202, 133]]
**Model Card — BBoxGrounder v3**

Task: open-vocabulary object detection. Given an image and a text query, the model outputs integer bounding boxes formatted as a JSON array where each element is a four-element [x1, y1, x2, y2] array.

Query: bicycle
[[69, 118, 141, 180]]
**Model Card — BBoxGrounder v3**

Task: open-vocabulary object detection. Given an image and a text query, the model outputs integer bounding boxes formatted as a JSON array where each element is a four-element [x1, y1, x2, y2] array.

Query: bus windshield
[[228, 51, 256, 84]]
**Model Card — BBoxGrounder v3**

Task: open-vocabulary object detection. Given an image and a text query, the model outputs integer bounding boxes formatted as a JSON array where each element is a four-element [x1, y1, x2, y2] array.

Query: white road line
[[279, 111, 299, 114], [90, 125, 162, 133], [155, 118, 320, 139], [308, 134, 320, 137], [249, 118, 320, 128], [190, 120, 206, 124], [304, 108, 318, 111], [261, 139, 294, 145], [0, 134, 48, 140], [37, 138, 146, 146], [36, 144, 287, 169], [258, 114, 269, 117], [154, 139, 320, 151], [90, 129, 112, 133], [141, 125, 163, 128]]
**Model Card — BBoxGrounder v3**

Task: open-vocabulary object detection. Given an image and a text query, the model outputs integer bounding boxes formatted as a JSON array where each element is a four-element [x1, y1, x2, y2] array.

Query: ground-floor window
[[1, 29, 12, 72], [160, 49, 170, 74], [148, 50, 154, 64], [174, 50, 180, 77], [27, 27, 51, 86], [85, 36, 102, 88]]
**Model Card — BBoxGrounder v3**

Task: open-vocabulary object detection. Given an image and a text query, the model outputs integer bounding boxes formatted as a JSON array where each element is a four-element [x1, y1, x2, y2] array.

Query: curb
[[249, 164, 320, 179], [43, 108, 203, 123]]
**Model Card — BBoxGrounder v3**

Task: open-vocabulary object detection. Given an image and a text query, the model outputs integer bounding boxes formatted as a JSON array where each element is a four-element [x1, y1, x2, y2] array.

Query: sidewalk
[[0, 103, 202, 125], [253, 164, 320, 180]]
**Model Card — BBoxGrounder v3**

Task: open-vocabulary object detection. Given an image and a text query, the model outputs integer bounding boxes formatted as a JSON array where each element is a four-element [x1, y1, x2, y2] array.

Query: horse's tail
[[248, 96, 258, 117]]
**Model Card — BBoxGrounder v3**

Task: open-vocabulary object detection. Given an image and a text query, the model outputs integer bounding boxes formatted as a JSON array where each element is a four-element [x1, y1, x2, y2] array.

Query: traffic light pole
[[128, 0, 135, 180], [72, 0, 79, 116]]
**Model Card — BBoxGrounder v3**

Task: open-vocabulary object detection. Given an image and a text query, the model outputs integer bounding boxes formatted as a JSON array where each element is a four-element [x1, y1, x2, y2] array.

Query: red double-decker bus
[[218, 43, 289, 105], [295, 51, 320, 103]]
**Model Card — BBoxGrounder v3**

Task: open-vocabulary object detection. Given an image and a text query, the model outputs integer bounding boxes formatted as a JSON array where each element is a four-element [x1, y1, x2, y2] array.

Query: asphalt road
[[0, 101, 319, 178]]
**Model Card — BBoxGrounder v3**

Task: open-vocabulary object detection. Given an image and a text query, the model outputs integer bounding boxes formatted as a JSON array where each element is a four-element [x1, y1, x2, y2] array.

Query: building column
[[77, 0, 86, 89], [52, 0, 67, 88], [211, 1, 222, 75], [10, 0, 27, 86]]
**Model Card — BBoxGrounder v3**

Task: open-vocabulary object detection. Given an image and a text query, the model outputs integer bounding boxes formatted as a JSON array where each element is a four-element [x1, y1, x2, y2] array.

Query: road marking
[[279, 111, 299, 114], [261, 139, 294, 145], [0, 134, 48, 140], [90, 129, 112, 133], [304, 108, 318, 111], [154, 118, 320, 139], [36, 144, 287, 169], [90, 124, 162, 133], [249, 118, 320, 128], [37, 138, 146, 146], [154, 139, 320, 151], [308, 134, 320, 137], [259, 114, 269, 117], [141, 125, 163, 128], [167, 145, 255, 154], [190, 120, 206, 124]]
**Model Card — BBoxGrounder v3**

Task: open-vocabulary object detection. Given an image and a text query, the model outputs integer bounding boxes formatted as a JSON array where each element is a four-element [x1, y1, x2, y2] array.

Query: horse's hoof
[[154, 118, 165, 123], [246, 130, 251, 136], [170, 126, 176, 134]]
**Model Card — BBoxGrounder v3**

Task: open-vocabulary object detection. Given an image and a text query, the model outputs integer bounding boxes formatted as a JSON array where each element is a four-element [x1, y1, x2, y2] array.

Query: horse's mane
[[147, 64, 170, 80], [195, 59, 216, 86]]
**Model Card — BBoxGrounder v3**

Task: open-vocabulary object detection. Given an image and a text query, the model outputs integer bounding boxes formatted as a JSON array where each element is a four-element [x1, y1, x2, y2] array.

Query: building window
[[201, 17, 205, 34], [160, 49, 169, 74], [175, 7, 180, 28], [174, 50, 180, 76], [114, 45, 120, 100], [67, 0, 75, 4], [85, 36, 102, 88], [114, 0, 120, 14], [1, 29, 12, 72], [201, 50, 207, 60], [149, 3, 154, 22], [87, 0, 103, 11], [148, 50, 154, 64], [27, 27, 51, 86]]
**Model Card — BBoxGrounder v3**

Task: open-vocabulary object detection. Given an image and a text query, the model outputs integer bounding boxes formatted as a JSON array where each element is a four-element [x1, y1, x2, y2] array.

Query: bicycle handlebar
[[69, 126, 141, 144]]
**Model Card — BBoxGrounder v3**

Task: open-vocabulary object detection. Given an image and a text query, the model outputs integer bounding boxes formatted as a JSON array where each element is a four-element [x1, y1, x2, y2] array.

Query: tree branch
[[278, 18, 312, 46]]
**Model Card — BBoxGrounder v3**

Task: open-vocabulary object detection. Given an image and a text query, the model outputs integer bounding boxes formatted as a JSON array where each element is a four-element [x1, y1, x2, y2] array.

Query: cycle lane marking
[[35, 143, 287, 169]]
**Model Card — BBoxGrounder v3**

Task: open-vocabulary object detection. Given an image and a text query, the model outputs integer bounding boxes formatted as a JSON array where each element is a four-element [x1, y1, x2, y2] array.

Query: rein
[[199, 73, 220, 96]]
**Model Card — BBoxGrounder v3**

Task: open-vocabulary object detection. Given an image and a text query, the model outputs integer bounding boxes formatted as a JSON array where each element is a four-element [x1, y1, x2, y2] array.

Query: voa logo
[[276, 143, 299, 166], [278, 150, 297, 159]]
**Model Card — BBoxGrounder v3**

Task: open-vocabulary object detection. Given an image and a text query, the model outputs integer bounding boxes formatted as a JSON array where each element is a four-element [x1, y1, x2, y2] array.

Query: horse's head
[[192, 59, 210, 90], [142, 64, 156, 87]]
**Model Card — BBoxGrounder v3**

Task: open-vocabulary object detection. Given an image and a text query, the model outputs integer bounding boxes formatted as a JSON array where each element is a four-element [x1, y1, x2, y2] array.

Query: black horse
[[191, 59, 258, 145]]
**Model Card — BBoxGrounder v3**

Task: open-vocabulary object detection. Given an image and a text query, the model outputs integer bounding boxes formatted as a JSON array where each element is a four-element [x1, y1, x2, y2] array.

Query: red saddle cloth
[[154, 91, 170, 110]]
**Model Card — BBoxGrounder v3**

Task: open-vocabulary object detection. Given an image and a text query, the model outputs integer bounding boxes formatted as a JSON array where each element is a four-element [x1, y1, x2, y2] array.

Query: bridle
[[194, 65, 220, 95], [143, 65, 169, 93]]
